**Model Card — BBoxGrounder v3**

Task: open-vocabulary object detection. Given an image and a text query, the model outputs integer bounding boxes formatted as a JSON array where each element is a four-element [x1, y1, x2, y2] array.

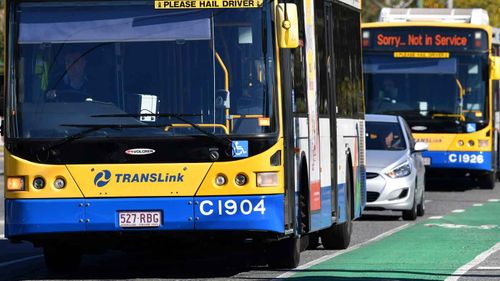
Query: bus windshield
[[364, 53, 488, 133], [12, 1, 276, 139]]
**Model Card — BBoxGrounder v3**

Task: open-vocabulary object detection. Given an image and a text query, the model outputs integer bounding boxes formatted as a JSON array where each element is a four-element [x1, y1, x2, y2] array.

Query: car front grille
[[367, 191, 380, 202]]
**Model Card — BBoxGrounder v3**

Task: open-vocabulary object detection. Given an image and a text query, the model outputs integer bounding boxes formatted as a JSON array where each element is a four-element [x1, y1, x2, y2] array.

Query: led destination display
[[363, 27, 488, 52]]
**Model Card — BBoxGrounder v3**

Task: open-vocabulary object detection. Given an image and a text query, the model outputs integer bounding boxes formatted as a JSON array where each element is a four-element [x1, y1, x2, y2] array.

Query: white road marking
[[0, 255, 43, 268], [488, 199, 500, 202], [274, 224, 410, 279], [424, 223, 496, 230], [477, 266, 500, 270], [452, 209, 465, 213], [424, 200, 432, 203], [429, 216, 443, 219], [445, 242, 500, 281], [473, 204, 484, 207]]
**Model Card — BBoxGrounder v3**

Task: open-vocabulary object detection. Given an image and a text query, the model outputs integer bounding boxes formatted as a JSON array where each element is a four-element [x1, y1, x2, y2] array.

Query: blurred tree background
[[362, 0, 500, 27]]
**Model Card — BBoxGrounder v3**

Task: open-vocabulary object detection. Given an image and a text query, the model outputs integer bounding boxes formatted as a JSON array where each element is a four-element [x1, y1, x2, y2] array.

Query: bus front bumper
[[4, 195, 284, 238], [422, 151, 492, 171]]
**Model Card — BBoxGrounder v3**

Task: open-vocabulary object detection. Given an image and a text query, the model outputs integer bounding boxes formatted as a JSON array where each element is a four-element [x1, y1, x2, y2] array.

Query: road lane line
[[473, 204, 484, 207], [452, 209, 465, 213], [488, 199, 500, 202], [0, 255, 43, 268], [445, 242, 500, 281], [477, 266, 500, 270], [274, 223, 410, 279], [429, 216, 443, 219]]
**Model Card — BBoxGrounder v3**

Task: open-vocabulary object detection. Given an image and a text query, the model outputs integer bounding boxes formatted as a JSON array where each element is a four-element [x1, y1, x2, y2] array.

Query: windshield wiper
[[39, 123, 170, 153], [92, 113, 233, 148]]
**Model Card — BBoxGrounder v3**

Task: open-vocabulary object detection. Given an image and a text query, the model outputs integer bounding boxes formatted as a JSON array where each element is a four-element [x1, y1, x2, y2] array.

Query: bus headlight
[[235, 173, 248, 186], [33, 177, 46, 189], [457, 140, 464, 147], [215, 174, 227, 186], [7, 177, 26, 191], [386, 162, 411, 179], [467, 140, 475, 147], [54, 178, 66, 189], [256, 172, 278, 187]]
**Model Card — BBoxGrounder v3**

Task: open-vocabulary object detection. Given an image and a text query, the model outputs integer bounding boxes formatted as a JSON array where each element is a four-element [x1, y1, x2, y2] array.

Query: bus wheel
[[320, 166, 352, 250], [307, 233, 320, 250], [44, 245, 81, 273], [479, 172, 495, 189], [267, 236, 301, 269]]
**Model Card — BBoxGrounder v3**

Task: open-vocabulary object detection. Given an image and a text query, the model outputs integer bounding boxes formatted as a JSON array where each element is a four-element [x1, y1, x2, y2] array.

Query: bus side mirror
[[490, 56, 500, 81], [276, 3, 299, 49]]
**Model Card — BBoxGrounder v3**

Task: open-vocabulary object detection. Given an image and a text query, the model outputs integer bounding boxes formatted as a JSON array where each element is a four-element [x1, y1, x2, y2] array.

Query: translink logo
[[93, 169, 185, 187]]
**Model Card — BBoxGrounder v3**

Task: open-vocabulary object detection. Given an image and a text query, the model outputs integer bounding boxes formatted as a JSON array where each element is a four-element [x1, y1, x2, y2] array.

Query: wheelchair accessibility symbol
[[232, 141, 249, 158]]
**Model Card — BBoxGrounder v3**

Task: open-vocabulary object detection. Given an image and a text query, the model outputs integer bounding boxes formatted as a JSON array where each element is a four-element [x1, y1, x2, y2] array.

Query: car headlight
[[386, 161, 412, 179]]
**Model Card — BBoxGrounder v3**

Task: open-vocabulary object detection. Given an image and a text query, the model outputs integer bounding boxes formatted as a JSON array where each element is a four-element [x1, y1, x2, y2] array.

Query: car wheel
[[417, 188, 425, 217], [402, 189, 417, 221]]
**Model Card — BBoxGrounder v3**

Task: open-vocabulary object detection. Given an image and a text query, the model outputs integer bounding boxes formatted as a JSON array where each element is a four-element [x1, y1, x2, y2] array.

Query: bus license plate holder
[[423, 157, 431, 166], [118, 211, 162, 228]]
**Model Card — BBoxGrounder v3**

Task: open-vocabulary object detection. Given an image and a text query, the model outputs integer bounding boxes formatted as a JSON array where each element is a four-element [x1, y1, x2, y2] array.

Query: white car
[[365, 114, 428, 220]]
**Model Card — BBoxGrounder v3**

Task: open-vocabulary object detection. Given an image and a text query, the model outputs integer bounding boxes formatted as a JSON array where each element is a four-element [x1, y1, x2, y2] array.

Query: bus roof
[[379, 8, 489, 26]]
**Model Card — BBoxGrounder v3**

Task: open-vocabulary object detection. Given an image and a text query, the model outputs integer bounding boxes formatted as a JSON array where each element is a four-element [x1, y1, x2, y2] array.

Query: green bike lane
[[286, 201, 500, 280]]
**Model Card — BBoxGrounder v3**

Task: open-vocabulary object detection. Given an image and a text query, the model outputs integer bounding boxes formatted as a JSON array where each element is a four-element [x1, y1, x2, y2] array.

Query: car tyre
[[402, 190, 417, 221], [417, 179, 425, 216]]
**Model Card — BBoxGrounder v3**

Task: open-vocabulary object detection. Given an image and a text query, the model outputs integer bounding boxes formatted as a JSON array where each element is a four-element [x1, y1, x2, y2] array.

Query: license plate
[[423, 157, 431, 166], [118, 211, 161, 228]]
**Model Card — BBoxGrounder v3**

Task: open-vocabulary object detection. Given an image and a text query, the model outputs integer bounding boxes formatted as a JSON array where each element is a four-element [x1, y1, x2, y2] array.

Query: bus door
[[324, 1, 338, 221]]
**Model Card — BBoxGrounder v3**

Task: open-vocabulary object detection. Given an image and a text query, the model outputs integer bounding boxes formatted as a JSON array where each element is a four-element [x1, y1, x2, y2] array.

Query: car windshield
[[364, 53, 489, 133], [11, 1, 276, 139], [366, 121, 406, 151]]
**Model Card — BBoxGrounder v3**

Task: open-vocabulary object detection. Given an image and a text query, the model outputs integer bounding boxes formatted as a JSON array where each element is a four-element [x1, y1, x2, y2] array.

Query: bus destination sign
[[364, 27, 488, 52], [155, 0, 262, 9]]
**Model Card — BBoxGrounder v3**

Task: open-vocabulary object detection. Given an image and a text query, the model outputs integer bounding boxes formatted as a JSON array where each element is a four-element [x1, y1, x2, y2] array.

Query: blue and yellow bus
[[363, 8, 500, 188], [3, 0, 365, 271]]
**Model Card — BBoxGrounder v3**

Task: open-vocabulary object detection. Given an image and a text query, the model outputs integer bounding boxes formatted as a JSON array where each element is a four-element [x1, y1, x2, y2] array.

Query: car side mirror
[[413, 142, 428, 153]]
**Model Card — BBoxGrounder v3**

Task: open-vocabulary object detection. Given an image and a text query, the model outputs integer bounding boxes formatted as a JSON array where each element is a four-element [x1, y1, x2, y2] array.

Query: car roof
[[366, 114, 400, 123]]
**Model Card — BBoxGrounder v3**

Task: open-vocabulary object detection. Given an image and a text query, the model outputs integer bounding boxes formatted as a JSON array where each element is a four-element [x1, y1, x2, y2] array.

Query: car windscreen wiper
[[39, 123, 171, 153], [92, 113, 232, 148]]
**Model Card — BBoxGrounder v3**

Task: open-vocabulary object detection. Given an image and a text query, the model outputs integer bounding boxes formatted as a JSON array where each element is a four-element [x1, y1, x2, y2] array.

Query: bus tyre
[[267, 236, 301, 269], [479, 172, 495, 190], [307, 233, 320, 250], [320, 167, 353, 250], [44, 245, 81, 273]]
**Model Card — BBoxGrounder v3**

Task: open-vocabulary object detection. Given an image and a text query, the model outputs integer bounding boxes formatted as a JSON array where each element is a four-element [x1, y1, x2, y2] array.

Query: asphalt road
[[2, 174, 500, 281]]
